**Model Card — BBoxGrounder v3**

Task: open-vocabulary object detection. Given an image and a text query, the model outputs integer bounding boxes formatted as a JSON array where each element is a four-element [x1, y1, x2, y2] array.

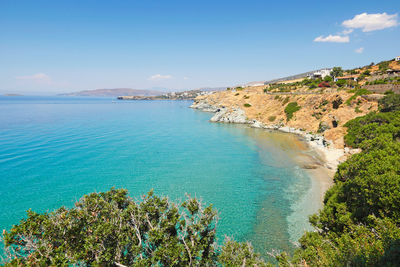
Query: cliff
[[191, 86, 380, 169]]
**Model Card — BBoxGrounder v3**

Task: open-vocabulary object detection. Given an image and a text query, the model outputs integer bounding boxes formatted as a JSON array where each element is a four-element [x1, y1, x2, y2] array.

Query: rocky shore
[[191, 98, 360, 172]]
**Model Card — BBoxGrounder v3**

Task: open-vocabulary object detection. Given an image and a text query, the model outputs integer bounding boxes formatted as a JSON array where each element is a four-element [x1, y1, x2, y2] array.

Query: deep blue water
[[0, 96, 316, 257]]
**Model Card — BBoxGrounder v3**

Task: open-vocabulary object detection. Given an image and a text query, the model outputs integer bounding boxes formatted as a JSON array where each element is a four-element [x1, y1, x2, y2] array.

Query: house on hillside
[[246, 81, 265, 87], [395, 56, 400, 61], [334, 75, 359, 82], [386, 69, 400, 77], [307, 68, 333, 79]]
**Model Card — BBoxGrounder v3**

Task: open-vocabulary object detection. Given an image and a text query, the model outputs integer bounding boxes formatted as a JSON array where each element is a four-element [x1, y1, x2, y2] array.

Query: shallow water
[[0, 96, 317, 258]]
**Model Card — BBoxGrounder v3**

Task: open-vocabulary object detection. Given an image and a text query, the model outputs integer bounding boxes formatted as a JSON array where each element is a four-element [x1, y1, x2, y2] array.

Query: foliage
[[284, 102, 301, 121], [265, 78, 323, 92], [379, 93, 400, 112], [345, 88, 372, 105], [335, 79, 347, 87], [288, 96, 400, 266], [219, 237, 269, 266], [318, 81, 331, 88], [2, 189, 269, 266], [288, 217, 400, 266], [347, 69, 358, 75], [362, 70, 371, 76], [344, 111, 400, 148], [324, 75, 333, 82], [243, 103, 252, 107], [379, 61, 390, 72], [330, 67, 344, 78], [268, 116, 276, 122], [385, 90, 395, 95], [282, 96, 290, 105], [332, 97, 343, 109]]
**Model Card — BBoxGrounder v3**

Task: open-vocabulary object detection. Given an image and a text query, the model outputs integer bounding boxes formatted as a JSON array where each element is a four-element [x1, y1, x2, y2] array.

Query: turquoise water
[[0, 96, 315, 258]]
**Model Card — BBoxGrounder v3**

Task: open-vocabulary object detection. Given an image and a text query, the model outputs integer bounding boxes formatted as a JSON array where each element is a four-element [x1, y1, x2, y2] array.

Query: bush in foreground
[[3, 189, 268, 266], [279, 94, 400, 266]]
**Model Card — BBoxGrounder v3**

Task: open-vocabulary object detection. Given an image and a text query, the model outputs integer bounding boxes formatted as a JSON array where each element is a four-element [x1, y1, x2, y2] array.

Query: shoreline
[[190, 101, 342, 204]]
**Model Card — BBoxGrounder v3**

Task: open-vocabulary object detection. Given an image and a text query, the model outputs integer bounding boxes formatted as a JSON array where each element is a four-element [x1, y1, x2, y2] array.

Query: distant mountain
[[60, 88, 165, 97], [3, 93, 23, 96]]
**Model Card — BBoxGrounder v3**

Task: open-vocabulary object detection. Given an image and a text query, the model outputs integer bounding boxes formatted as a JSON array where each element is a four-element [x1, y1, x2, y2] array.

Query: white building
[[246, 81, 265, 87], [395, 56, 400, 61], [307, 68, 333, 79]]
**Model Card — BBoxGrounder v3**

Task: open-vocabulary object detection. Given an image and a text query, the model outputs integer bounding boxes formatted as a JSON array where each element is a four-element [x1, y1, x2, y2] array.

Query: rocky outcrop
[[190, 99, 219, 112], [189, 89, 376, 171], [210, 108, 248, 123]]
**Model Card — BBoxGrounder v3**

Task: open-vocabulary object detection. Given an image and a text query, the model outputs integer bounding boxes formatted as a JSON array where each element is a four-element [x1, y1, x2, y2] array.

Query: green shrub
[[289, 107, 400, 266], [243, 95, 250, 99], [284, 102, 301, 121], [335, 79, 347, 87], [378, 61, 390, 71], [282, 96, 290, 105], [385, 90, 395, 95], [344, 111, 400, 148], [345, 88, 372, 105], [362, 70, 371, 76], [331, 67, 344, 77], [2, 189, 269, 266], [243, 103, 252, 107], [379, 93, 400, 112], [268, 115, 276, 122], [319, 100, 329, 107]]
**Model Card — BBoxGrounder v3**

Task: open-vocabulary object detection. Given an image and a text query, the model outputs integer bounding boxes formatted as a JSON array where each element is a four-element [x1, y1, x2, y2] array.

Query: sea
[[0, 96, 320, 259]]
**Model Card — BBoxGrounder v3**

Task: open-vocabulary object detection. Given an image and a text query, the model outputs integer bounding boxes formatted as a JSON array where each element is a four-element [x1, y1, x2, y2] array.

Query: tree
[[379, 93, 400, 112], [285, 105, 400, 266], [379, 61, 390, 72], [330, 67, 343, 78], [2, 189, 269, 266], [284, 102, 301, 121], [335, 79, 346, 87]]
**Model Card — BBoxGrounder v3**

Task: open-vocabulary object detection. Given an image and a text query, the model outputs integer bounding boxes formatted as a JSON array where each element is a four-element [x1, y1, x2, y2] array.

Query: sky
[[0, 0, 399, 95]]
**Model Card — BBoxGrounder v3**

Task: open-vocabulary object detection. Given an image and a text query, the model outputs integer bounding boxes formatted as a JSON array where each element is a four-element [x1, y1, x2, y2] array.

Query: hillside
[[61, 88, 164, 97], [191, 58, 400, 169]]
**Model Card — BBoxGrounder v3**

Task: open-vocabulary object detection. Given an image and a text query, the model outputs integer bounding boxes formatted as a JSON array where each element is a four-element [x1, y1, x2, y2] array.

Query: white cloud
[[314, 35, 350, 43], [16, 73, 51, 82], [341, 29, 354, 35], [148, 74, 173, 80], [183, 77, 189, 80], [342, 12, 398, 32], [355, 47, 364, 53]]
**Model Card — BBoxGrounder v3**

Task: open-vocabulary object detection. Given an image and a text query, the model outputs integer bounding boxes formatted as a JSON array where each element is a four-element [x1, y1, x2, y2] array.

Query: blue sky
[[0, 0, 399, 94]]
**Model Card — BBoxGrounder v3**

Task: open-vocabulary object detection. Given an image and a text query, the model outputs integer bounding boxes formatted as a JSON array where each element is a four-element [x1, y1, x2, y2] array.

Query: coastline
[[190, 100, 341, 205]]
